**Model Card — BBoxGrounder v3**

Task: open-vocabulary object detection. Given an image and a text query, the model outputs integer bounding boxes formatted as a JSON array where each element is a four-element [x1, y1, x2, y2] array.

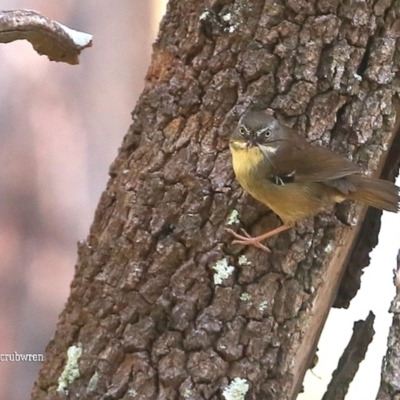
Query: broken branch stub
[[0, 9, 92, 65]]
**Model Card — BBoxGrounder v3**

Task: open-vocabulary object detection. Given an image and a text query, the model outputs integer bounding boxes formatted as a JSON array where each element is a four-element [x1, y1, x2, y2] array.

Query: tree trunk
[[377, 251, 400, 400], [32, 1, 400, 399]]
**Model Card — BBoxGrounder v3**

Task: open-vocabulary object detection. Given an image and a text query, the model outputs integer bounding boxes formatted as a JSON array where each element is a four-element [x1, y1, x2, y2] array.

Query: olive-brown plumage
[[227, 109, 400, 251]]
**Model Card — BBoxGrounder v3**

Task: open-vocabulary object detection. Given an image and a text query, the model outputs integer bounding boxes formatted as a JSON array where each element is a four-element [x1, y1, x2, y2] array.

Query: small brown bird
[[226, 109, 400, 251]]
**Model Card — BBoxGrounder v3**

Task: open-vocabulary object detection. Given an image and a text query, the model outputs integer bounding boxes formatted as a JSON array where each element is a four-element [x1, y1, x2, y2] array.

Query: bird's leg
[[225, 224, 292, 252]]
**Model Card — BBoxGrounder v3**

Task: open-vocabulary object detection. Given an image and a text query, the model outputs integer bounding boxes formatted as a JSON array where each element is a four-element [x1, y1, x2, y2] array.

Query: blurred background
[[0, 2, 399, 400], [0, 1, 166, 398]]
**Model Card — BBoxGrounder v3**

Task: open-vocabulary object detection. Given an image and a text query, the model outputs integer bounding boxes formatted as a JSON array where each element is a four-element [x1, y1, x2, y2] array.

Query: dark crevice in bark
[[356, 36, 374, 77]]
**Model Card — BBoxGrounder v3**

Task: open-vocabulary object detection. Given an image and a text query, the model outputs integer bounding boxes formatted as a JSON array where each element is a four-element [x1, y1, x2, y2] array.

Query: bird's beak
[[248, 137, 256, 148]]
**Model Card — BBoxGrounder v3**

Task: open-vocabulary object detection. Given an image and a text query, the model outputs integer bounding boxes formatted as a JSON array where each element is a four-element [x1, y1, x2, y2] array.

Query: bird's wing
[[265, 138, 361, 193]]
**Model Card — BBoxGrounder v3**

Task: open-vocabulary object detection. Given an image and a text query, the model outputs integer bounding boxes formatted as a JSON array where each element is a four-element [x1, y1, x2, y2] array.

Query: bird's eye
[[257, 128, 271, 139], [239, 126, 247, 136]]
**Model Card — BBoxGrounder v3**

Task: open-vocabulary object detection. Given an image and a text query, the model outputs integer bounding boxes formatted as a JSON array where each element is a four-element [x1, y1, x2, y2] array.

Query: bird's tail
[[346, 175, 400, 212]]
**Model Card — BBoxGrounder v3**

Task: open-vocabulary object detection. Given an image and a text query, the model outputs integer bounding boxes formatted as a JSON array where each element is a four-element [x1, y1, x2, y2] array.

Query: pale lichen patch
[[222, 377, 250, 400], [227, 210, 240, 225], [57, 343, 83, 393], [240, 292, 251, 301], [238, 255, 251, 266], [258, 300, 269, 311], [213, 258, 234, 285]]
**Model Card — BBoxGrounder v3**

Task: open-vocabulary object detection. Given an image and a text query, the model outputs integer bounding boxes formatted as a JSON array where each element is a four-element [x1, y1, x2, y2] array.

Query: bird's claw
[[225, 228, 271, 252]]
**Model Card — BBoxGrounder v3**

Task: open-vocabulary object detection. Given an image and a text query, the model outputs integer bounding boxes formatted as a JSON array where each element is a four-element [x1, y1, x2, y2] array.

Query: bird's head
[[230, 109, 287, 156]]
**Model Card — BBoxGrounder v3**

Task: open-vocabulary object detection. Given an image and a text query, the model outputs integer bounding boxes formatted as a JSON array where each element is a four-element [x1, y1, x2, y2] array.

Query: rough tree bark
[[32, 1, 400, 399], [376, 251, 400, 400]]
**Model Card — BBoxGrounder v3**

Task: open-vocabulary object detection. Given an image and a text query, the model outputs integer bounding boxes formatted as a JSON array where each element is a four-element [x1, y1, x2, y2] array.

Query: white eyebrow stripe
[[257, 127, 271, 135], [241, 126, 250, 133]]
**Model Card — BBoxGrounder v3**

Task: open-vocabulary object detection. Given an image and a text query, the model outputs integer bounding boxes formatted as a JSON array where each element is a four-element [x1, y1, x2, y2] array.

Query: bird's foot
[[225, 228, 271, 252]]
